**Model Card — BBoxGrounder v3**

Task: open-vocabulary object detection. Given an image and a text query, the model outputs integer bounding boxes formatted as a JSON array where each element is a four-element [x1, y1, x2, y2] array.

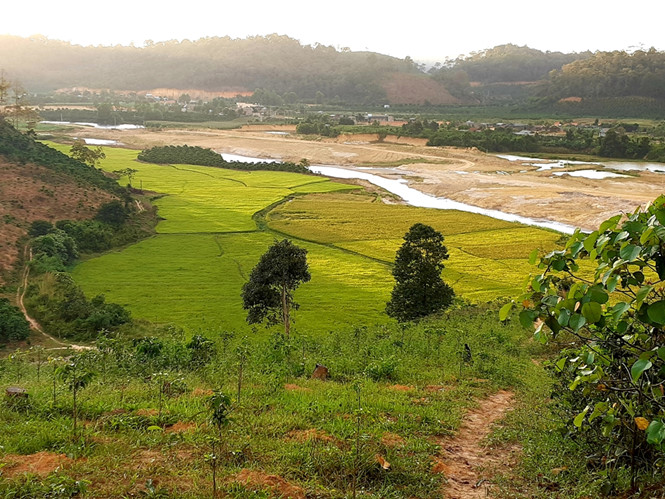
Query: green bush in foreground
[[503, 194, 665, 491], [0, 298, 30, 342]]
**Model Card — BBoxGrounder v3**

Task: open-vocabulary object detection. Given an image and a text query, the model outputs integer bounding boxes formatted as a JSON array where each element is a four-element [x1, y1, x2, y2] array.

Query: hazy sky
[[2, 1, 662, 61]]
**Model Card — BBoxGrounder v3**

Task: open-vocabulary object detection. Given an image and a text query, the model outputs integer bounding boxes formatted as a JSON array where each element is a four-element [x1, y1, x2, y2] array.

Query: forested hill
[[0, 35, 441, 105], [3, 35, 665, 109], [0, 120, 124, 197], [0, 120, 124, 280]]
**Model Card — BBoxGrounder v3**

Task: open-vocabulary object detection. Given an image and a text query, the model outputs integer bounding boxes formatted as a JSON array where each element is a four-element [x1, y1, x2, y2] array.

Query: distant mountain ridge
[[1, 36, 664, 108]]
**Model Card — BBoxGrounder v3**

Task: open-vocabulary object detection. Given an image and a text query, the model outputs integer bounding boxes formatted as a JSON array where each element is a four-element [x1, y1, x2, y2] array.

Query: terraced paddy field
[[59, 144, 561, 332]]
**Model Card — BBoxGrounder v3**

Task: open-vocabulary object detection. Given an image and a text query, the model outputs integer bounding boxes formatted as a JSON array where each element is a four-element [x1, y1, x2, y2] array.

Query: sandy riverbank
[[69, 124, 665, 231]]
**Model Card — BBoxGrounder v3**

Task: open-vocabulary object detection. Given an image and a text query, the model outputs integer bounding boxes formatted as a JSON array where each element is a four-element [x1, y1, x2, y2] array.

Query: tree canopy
[[241, 239, 311, 337], [386, 223, 454, 322], [502, 195, 665, 481]]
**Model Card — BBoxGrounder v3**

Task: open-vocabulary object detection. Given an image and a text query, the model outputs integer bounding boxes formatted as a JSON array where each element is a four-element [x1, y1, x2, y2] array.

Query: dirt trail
[[435, 390, 516, 498], [16, 246, 91, 351]]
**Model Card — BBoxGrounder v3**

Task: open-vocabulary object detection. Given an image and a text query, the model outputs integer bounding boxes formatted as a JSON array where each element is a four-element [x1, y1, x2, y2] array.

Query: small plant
[[57, 355, 95, 438], [207, 391, 232, 498], [235, 340, 251, 404]]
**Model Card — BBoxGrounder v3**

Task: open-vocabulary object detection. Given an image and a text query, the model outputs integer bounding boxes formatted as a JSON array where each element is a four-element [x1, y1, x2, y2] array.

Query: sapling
[[235, 340, 251, 404], [58, 355, 95, 437], [32, 346, 45, 381], [207, 391, 232, 498], [48, 356, 64, 407]]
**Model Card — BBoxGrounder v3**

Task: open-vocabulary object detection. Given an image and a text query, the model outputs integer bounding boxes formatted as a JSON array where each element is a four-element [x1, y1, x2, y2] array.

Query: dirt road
[[433, 390, 517, 498], [71, 124, 665, 231]]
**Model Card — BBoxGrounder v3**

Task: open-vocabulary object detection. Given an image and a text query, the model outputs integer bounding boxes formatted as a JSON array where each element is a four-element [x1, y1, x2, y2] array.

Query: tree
[[386, 223, 454, 322], [502, 195, 665, 488], [95, 200, 128, 226], [113, 168, 139, 187], [241, 239, 311, 337], [70, 140, 106, 167]]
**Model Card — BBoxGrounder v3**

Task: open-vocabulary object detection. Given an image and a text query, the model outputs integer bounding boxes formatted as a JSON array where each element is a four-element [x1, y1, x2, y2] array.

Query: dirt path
[[16, 246, 91, 351], [435, 390, 516, 498]]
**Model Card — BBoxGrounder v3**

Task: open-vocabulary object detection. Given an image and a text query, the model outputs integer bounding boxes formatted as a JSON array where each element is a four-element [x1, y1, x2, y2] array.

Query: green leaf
[[636, 285, 653, 309], [657, 347, 665, 362], [589, 286, 609, 304], [557, 308, 571, 327], [147, 426, 163, 432], [614, 231, 630, 244], [581, 302, 602, 323], [573, 406, 590, 428], [519, 310, 536, 329], [640, 227, 654, 245], [647, 300, 665, 325], [606, 275, 619, 293], [498, 302, 513, 321], [528, 249, 539, 265], [583, 231, 599, 252], [599, 214, 622, 232], [631, 358, 653, 382], [611, 302, 630, 322], [555, 357, 567, 371], [569, 313, 586, 332], [620, 244, 641, 262], [646, 420, 665, 445]]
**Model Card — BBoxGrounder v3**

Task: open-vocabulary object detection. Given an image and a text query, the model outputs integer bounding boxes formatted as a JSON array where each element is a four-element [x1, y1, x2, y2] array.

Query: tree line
[[138, 145, 310, 173]]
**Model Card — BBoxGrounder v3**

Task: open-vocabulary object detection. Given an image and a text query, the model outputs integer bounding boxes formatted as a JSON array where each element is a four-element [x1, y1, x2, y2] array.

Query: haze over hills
[[2, 35, 665, 110]]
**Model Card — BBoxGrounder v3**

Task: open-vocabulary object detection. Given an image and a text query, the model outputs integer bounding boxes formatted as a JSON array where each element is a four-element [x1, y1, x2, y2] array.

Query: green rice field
[[64, 144, 561, 331]]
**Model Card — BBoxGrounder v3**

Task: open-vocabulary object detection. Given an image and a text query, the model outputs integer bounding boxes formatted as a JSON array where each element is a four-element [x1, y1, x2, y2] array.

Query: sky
[[1, 1, 662, 62]]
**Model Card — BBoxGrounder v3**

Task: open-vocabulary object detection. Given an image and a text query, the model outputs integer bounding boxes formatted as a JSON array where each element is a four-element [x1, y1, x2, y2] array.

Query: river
[[308, 165, 578, 234]]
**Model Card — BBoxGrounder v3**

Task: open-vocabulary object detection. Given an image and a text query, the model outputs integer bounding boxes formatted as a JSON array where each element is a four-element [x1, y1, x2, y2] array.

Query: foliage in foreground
[[503, 195, 665, 490]]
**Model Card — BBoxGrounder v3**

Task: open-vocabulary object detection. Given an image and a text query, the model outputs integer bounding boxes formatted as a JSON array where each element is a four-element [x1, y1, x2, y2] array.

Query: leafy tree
[[241, 239, 311, 337], [503, 196, 665, 487], [386, 223, 454, 322], [95, 200, 128, 226], [69, 140, 106, 167], [113, 168, 139, 187], [0, 298, 30, 342], [32, 229, 78, 265], [29, 220, 54, 237]]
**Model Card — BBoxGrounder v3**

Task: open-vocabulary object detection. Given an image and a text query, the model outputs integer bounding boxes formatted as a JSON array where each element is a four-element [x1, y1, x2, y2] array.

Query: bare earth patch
[[286, 428, 335, 443], [166, 421, 197, 433], [381, 432, 406, 448], [1, 451, 72, 477], [232, 469, 306, 499], [433, 390, 516, 498], [388, 384, 415, 392]]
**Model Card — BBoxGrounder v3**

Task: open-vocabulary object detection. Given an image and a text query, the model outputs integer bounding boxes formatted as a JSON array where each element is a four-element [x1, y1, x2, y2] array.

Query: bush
[[0, 298, 30, 342]]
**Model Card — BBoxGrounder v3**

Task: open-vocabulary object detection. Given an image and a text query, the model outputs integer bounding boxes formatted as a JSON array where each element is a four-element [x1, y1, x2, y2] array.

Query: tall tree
[[70, 140, 106, 167], [386, 223, 454, 322], [241, 239, 311, 337]]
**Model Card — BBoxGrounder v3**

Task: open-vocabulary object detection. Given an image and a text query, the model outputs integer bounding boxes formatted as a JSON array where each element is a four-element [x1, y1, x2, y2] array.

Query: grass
[[71, 232, 393, 331], [0, 305, 563, 498], [45, 143, 561, 330], [268, 192, 561, 302]]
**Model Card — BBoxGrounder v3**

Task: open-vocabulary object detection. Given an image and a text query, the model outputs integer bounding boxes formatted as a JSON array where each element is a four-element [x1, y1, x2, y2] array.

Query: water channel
[[308, 165, 578, 234]]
